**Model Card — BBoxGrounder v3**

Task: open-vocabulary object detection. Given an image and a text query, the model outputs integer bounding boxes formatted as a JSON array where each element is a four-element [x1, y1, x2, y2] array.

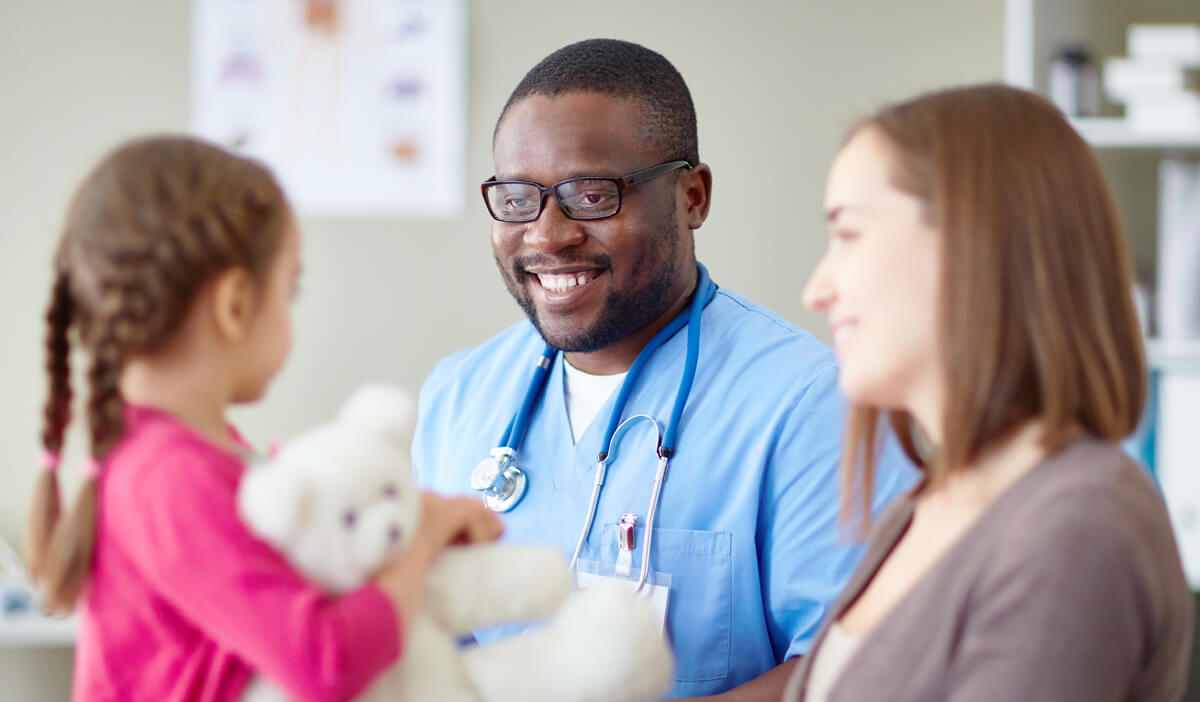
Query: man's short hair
[[496, 38, 700, 166]]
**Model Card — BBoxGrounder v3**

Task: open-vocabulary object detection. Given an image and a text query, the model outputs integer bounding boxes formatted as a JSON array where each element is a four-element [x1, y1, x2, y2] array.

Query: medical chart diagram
[[191, 0, 466, 217]]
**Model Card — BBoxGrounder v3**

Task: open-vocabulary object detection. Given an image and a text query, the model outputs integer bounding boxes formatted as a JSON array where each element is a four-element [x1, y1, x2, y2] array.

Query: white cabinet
[[0, 614, 76, 648]]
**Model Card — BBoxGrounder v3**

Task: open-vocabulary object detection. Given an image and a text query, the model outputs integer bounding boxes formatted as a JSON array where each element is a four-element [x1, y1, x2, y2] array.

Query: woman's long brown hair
[[840, 85, 1146, 530]]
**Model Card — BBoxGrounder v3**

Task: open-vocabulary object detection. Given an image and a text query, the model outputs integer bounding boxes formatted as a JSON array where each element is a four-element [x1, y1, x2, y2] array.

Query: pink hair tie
[[39, 450, 61, 473], [267, 439, 283, 459], [82, 457, 103, 481]]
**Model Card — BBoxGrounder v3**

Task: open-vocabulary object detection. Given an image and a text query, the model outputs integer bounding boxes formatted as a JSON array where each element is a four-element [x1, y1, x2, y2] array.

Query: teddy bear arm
[[423, 544, 572, 634], [458, 584, 675, 702]]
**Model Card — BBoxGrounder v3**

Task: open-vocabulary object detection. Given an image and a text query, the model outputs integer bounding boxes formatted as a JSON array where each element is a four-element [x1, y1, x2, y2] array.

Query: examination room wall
[[0, 0, 1002, 697]]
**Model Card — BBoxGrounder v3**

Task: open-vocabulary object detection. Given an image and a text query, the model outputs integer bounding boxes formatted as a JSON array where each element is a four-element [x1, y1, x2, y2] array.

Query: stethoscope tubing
[[491, 264, 715, 592]]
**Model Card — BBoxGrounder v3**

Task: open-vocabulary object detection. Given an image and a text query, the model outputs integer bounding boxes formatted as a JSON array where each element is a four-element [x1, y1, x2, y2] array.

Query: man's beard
[[499, 209, 683, 353]]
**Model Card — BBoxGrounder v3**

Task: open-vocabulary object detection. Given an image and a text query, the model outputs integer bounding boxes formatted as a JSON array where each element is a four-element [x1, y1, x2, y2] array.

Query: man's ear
[[237, 463, 312, 548], [210, 267, 256, 343], [681, 163, 713, 230]]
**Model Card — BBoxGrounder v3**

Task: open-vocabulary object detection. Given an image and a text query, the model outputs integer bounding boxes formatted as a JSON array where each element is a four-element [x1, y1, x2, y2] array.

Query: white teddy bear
[[237, 384, 674, 702]]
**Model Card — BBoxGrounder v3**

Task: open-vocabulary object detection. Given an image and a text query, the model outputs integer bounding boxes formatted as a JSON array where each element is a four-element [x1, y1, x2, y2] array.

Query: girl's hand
[[417, 492, 504, 549], [372, 491, 503, 632]]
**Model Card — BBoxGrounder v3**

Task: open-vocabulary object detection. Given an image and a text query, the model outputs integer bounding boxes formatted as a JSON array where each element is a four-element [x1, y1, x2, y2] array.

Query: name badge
[[574, 560, 671, 633]]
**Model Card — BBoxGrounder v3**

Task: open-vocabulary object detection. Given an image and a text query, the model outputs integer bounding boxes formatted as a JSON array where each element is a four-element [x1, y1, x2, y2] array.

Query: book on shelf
[[1099, 25, 1200, 134], [1103, 58, 1199, 101], [1128, 24, 1200, 64], [1128, 95, 1200, 132]]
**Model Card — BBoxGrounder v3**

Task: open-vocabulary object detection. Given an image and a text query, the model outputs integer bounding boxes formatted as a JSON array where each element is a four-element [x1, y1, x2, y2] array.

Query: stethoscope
[[470, 264, 716, 591]]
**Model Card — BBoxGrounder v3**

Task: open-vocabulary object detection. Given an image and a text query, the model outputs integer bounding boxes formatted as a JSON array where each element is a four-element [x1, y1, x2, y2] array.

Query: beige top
[[786, 438, 1194, 702], [803, 623, 861, 702]]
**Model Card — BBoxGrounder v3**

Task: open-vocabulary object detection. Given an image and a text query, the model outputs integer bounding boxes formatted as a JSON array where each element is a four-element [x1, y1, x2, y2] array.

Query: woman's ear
[[210, 267, 256, 343]]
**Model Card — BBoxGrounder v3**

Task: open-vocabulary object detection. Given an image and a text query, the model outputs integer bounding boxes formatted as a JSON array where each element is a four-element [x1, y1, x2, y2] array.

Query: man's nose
[[523, 195, 587, 253]]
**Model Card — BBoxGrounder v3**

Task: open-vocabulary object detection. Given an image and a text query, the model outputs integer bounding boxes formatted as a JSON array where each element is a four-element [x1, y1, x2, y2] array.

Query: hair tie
[[267, 439, 283, 459], [82, 457, 103, 481], [39, 450, 62, 473]]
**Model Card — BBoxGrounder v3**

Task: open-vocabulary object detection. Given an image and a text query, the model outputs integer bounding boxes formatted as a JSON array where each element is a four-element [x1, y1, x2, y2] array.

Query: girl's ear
[[210, 267, 255, 343]]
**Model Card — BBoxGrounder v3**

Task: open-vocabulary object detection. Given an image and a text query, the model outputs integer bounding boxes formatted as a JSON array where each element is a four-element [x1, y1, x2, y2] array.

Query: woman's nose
[[802, 254, 836, 312]]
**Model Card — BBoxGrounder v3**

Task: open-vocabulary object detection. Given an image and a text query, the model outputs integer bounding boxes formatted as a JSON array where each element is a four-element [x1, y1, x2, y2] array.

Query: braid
[[41, 272, 73, 452], [86, 291, 129, 458], [25, 273, 73, 581], [37, 289, 128, 612]]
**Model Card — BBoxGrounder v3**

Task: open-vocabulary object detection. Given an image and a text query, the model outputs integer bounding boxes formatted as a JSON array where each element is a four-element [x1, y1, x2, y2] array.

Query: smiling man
[[412, 39, 913, 700]]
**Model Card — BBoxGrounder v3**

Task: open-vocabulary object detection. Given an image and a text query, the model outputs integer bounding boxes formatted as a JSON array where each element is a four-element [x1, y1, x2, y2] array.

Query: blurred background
[[1, 1, 1198, 699]]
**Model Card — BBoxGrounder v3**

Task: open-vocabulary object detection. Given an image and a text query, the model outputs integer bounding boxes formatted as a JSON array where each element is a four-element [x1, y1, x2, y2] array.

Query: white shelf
[[1070, 117, 1200, 149], [1004, 0, 1200, 150], [0, 614, 77, 648], [1148, 338, 1200, 373]]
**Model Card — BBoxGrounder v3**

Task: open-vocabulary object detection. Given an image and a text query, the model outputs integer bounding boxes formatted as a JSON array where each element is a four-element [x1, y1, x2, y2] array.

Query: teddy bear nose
[[388, 525, 401, 543]]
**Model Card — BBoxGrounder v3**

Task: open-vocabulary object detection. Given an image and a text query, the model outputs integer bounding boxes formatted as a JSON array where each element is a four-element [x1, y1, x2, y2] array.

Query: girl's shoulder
[[102, 405, 246, 505]]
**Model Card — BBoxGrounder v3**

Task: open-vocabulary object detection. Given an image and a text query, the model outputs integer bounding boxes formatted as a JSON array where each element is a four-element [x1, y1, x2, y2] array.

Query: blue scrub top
[[413, 273, 916, 698]]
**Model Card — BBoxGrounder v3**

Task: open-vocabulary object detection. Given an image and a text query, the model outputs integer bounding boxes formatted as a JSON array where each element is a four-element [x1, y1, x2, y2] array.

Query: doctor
[[413, 39, 913, 700]]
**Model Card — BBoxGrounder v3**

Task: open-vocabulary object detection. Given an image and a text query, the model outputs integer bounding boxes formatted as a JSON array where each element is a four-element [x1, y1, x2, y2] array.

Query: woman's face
[[803, 127, 944, 418]]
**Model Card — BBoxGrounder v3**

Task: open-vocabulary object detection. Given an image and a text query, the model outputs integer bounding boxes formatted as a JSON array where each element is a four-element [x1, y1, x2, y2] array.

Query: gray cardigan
[[784, 438, 1193, 702]]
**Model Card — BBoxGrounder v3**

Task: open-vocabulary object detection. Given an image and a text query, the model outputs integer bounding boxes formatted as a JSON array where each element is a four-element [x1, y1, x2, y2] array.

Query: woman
[[786, 84, 1193, 702]]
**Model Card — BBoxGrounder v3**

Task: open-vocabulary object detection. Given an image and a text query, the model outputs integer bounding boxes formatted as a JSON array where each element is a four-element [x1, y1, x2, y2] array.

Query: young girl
[[787, 84, 1193, 701], [24, 136, 502, 702]]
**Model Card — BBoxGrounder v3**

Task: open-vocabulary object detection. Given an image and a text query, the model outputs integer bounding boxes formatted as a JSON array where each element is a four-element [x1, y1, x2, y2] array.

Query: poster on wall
[[191, 0, 466, 218]]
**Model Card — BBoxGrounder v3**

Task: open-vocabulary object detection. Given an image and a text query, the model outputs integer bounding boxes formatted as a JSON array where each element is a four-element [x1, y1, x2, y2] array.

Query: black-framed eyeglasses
[[481, 159, 693, 223]]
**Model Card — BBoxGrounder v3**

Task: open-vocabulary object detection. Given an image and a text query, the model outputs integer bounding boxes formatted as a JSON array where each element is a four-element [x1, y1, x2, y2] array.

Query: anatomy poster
[[191, 0, 466, 217]]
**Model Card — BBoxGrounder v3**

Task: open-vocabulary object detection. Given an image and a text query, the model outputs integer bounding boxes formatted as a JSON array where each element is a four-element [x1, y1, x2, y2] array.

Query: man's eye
[[504, 197, 530, 209], [572, 191, 616, 209]]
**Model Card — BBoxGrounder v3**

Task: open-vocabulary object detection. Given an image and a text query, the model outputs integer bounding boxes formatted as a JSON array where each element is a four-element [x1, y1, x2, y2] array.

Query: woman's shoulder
[[959, 438, 1194, 698], [1012, 438, 1169, 536], [978, 438, 1187, 605]]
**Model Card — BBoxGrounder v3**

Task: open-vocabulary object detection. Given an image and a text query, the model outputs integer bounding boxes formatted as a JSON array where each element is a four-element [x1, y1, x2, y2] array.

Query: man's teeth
[[537, 272, 594, 292]]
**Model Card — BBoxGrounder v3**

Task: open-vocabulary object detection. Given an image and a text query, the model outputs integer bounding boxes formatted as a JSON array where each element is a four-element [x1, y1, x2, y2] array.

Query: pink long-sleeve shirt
[[73, 405, 401, 702]]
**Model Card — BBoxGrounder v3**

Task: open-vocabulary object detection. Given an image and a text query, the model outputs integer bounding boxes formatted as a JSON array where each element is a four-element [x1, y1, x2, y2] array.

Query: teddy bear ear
[[337, 384, 417, 450], [237, 462, 312, 548]]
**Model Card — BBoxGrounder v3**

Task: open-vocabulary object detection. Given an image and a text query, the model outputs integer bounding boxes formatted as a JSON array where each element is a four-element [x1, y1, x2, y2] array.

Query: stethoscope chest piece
[[471, 450, 527, 512]]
